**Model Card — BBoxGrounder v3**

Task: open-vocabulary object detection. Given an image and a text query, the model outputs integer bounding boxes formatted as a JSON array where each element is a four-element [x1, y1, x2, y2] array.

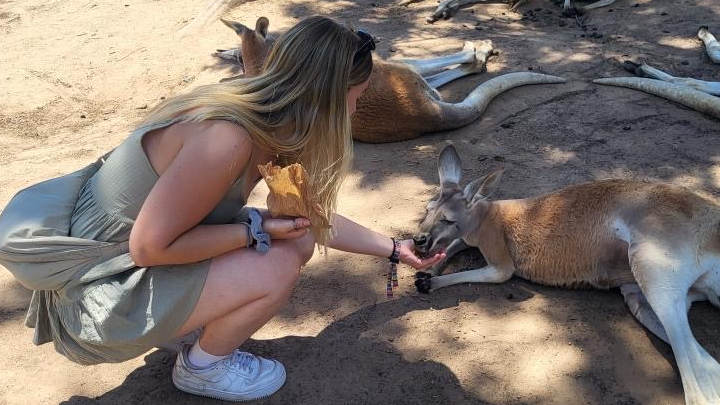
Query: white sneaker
[[172, 344, 286, 401]]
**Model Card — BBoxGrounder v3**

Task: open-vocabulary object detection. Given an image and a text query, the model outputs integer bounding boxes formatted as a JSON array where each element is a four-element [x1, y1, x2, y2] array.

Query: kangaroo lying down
[[594, 26, 720, 120], [414, 145, 720, 405], [215, 17, 565, 143], [622, 61, 720, 96], [419, 0, 616, 23]]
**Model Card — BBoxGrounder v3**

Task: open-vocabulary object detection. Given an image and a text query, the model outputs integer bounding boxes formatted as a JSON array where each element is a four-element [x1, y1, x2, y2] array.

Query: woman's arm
[[327, 214, 445, 269], [129, 121, 254, 267], [327, 214, 393, 257]]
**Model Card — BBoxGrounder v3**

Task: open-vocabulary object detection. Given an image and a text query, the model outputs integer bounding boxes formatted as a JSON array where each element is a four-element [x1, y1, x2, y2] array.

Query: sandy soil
[[1, 0, 719, 403]]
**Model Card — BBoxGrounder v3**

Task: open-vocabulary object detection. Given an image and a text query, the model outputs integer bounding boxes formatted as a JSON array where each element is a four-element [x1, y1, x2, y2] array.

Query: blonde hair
[[137, 16, 373, 246]]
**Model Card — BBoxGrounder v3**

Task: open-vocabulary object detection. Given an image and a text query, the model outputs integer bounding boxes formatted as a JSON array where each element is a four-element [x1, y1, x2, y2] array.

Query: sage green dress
[[0, 119, 250, 365]]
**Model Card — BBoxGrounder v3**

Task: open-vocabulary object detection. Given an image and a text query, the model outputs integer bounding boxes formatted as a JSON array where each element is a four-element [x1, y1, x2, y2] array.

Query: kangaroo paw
[[622, 60, 642, 76], [462, 40, 476, 54], [428, 0, 461, 23], [415, 272, 433, 294], [698, 25, 709, 39], [509, 0, 528, 11], [562, 5, 581, 17]]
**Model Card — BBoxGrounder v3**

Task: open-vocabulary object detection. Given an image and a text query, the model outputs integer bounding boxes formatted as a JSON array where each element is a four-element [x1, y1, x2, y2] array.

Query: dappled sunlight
[[709, 166, 720, 189], [388, 36, 484, 60], [569, 52, 594, 62], [361, 292, 587, 395], [391, 297, 565, 369], [658, 36, 702, 51], [3, 0, 720, 403], [510, 342, 586, 402], [256, 305, 352, 338], [533, 48, 594, 65], [542, 146, 578, 165], [336, 281, 685, 404], [344, 173, 430, 208], [383, 302, 479, 364], [537, 46, 567, 64], [635, 7, 662, 16]]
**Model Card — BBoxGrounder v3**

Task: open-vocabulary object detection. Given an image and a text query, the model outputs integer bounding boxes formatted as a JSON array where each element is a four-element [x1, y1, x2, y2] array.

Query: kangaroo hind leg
[[425, 40, 494, 89], [581, 0, 615, 11], [399, 41, 477, 77], [630, 242, 720, 404], [621, 283, 669, 343]]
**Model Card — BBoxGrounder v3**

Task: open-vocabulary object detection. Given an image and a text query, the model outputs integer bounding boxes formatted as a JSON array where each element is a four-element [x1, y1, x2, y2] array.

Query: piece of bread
[[258, 162, 331, 234]]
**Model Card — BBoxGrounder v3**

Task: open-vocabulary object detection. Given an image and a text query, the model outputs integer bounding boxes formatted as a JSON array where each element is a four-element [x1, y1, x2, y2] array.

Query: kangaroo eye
[[439, 219, 455, 225]]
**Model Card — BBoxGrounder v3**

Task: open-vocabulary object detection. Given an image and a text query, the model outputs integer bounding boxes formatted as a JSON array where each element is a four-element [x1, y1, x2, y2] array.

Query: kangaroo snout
[[413, 233, 428, 246], [413, 233, 430, 254]]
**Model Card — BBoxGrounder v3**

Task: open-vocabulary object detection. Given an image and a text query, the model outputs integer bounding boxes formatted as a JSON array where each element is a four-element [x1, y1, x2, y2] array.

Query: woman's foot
[[172, 344, 286, 401]]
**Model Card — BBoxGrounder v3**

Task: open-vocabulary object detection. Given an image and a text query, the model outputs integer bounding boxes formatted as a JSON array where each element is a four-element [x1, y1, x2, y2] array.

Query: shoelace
[[226, 350, 256, 373]]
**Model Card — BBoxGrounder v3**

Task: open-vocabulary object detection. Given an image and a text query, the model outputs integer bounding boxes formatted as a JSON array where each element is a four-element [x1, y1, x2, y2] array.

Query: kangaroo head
[[416, 145, 503, 255], [221, 17, 273, 76]]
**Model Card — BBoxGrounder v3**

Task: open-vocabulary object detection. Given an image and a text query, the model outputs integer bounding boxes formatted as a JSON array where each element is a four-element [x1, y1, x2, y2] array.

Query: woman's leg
[[175, 232, 315, 355], [170, 234, 314, 401]]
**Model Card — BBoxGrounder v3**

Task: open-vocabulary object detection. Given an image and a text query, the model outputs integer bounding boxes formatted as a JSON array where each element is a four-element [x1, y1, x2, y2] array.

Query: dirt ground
[[1, 0, 719, 403]]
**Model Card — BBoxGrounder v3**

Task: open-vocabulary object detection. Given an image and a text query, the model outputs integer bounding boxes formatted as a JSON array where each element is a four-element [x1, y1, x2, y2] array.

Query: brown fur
[[487, 181, 634, 288], [468, 180, 720, 289], [220, 17, 483, 143], [420, 146, 720, 404], [350, 60, 444, 142], [221, 17, 270, 76]]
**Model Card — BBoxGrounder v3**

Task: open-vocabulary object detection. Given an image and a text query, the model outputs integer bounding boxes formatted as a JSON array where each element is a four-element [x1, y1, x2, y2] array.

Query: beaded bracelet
[[386, 238, 400, 298]]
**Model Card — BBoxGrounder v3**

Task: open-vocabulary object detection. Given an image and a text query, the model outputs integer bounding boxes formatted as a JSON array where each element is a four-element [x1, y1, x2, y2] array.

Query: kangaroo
[[699, 26, 720, 64], [215, 17, 566, 143], [594, 27, 720, 120], [413, 144, 720, 405], [419, 0, 616, 23], [622, 61, 720, 96]]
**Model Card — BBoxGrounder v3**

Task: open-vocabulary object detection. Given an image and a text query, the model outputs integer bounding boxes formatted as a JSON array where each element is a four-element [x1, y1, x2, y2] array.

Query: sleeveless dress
[[0, 119, 251, 365]]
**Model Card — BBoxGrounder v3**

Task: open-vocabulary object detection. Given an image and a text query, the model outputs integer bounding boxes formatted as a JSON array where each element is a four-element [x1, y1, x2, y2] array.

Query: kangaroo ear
[[221, 18, 250, 36], [438, 145, 462, 190], [470, 169, 504, 204], [255, 17, 269, 38], [463, 177, 484, 202]]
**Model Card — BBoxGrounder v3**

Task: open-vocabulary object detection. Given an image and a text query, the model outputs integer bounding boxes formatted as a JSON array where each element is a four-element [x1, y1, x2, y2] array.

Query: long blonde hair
[[137, 16, 373, 245]]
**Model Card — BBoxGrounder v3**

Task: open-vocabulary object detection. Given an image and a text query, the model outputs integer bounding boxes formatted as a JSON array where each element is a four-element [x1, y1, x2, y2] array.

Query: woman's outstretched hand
[[263, 217, 311, 240], [397, 239, 445, 270]]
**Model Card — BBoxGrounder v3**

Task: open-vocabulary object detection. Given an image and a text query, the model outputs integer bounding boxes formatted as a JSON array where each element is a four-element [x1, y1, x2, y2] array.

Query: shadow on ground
[[3, 0, 720, 404], [60, 295, 482, 405], [56, 267, 720, 404]]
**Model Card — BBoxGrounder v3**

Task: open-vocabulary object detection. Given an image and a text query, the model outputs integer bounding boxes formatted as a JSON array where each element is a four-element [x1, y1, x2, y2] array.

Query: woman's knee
[[263, 235, 313, 298], [280, 232, 315, 267], [295, 232, 316, 264], [272, 258, 301, 291], [203, 234, 312, 301]]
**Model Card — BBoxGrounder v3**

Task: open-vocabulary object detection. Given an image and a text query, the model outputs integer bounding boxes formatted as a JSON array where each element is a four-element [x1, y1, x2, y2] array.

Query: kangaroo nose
[[413, 234, 428, 246]]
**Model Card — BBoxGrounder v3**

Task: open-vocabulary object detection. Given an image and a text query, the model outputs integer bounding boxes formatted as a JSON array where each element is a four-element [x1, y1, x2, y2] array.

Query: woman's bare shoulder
[[144, 119, 253, 176], [187, 120, 251, 147], [183, 120, 253, 170]]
